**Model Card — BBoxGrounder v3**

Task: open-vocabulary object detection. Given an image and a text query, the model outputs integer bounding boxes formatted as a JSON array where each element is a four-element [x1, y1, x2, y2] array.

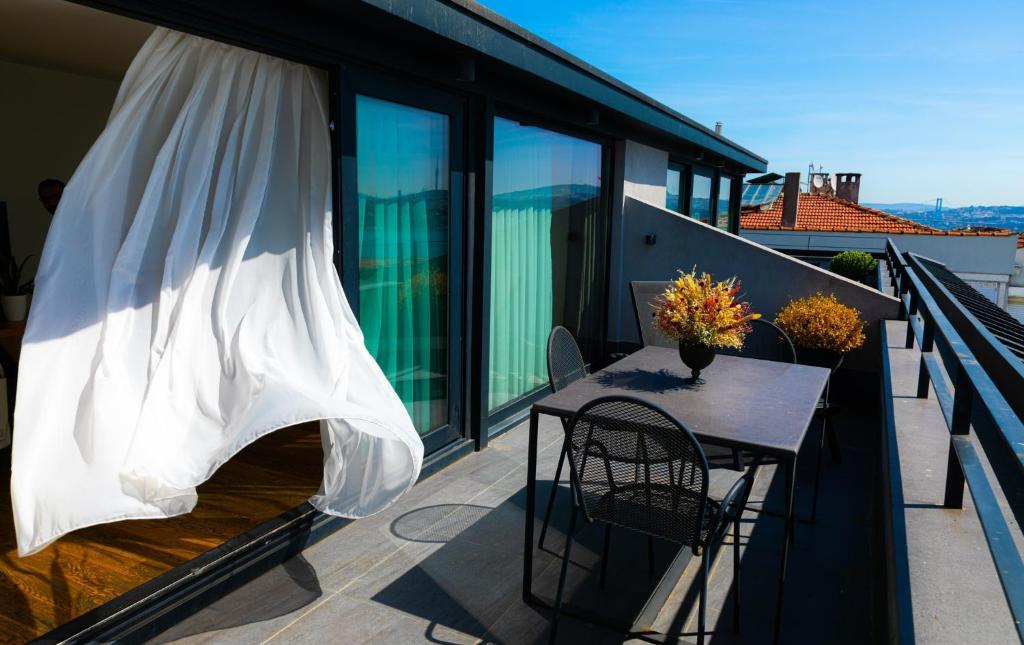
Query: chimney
[[781, 172, 800, 228], [835, 173, 862, 203], [714, 121, 723, 135]]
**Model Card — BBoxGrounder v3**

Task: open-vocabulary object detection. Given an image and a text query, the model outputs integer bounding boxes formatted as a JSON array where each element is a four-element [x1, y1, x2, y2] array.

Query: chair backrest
[[564, 396, 710, 548], [547, 326, 587, 393], [717, 318, 797, 364], [630, 281, 675, 349]]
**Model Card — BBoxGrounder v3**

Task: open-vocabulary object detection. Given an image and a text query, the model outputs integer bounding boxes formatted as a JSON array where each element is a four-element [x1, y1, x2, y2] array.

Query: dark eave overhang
[[356, 0, 768, 173]]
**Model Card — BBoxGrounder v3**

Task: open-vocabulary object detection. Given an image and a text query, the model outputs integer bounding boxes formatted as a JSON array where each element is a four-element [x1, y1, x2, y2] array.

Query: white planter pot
[[1, 294, 29, 322]]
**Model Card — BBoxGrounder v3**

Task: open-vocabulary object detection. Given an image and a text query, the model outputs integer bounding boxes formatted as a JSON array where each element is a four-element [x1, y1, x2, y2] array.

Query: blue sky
[[478, 0, 1024, 206]]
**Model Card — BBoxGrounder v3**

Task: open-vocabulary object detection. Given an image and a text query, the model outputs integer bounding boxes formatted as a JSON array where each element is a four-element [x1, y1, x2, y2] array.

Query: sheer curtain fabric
[[11, 29, 422, 556]]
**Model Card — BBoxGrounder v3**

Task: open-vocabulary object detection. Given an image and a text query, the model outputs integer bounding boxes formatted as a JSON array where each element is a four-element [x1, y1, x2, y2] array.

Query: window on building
[[356, 95, 451, 435], [717, 175, 733, 230], [691, 169, 713, 224], [488, 117, 605, 413], [666, 163, 683, 213]]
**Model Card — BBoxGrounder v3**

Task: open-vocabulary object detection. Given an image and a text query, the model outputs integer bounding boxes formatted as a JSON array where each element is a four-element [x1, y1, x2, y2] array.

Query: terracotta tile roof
[[741, 192, 1015, 237], [1018, 232, 1024, 249]]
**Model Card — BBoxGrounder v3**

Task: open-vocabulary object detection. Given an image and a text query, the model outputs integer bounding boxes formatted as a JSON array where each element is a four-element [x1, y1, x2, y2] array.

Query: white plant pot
[[1, 294, 29, 322]]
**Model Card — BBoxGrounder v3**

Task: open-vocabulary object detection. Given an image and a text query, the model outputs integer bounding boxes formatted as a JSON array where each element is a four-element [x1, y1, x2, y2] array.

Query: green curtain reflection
[[488, 118, 603, 411], [357, 96, 449, 434]]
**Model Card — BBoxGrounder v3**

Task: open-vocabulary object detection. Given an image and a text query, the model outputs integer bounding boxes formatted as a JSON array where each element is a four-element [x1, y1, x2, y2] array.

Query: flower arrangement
[[774, 293, 866, 354], [652, 268, 760, 348]]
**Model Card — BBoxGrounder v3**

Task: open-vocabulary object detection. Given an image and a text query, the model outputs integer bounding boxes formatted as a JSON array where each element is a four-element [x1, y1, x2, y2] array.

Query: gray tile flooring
[[152, 402, 878, 645]]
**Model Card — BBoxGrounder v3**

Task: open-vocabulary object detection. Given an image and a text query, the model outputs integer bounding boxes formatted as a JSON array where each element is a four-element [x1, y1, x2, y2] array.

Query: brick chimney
[[781, 172, 800, 227], [835, 173, 862, 203]]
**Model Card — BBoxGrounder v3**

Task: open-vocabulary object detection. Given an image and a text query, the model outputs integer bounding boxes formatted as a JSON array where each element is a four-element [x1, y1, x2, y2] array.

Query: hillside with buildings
[[865, 204, 1024, 232]]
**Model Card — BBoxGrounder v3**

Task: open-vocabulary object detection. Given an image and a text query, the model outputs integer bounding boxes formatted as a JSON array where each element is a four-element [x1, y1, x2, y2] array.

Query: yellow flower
[[774, 293, 865, 353], [651, 267, 759, 349]]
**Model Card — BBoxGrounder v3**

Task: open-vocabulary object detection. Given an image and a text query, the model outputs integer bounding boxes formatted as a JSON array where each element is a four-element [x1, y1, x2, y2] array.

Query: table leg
[[523, 408, 539, 603], [773, 456, 796, 645]]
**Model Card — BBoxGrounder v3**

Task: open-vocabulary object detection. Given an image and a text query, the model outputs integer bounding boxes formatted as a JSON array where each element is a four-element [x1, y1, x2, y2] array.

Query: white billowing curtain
[[10, 28, 423, 557]]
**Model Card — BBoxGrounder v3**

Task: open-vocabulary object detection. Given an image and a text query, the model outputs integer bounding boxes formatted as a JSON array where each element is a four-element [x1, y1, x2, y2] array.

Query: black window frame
[[476, 106, 614, 440], [338, 66, 470, 455]]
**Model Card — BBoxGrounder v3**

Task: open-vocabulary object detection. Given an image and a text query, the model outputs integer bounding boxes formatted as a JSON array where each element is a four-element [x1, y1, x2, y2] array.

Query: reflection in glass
[[691, 170, 713, 224], [357, 95, 449, 435], [489, 117, 604, 412], [666, 165, 681, 213], [717, 176, 733, 230]]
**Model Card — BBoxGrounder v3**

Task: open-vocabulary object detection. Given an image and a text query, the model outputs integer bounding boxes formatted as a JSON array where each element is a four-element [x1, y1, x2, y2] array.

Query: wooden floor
[[0, 423, 324, 643]]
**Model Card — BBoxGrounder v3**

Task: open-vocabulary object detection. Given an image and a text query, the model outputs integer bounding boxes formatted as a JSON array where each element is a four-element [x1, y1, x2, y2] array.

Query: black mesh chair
[[717, 318, 796, 364], [538, 326, 589, 551], [548, 396, 758, 645], [629, 281, 675, 349]]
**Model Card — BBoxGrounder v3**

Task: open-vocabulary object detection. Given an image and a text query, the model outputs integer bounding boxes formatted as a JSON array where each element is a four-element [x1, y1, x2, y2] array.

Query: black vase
[[678, 342, 715, 380]]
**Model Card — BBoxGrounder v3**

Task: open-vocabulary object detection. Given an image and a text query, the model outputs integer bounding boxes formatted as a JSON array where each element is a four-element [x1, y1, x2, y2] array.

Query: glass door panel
[[356, 95, 450, 436], [488, 117, 604, 412]]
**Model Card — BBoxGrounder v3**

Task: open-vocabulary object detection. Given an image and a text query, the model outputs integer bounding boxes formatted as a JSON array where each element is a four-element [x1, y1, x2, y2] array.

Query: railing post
[[942, 365, 971, 509], [904, 287, 918, 349], [916, 316, 934, 399]]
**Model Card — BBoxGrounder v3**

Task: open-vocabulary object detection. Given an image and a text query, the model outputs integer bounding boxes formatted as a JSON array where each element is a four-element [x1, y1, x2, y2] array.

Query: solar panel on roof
[[741, 182, 782, 207]]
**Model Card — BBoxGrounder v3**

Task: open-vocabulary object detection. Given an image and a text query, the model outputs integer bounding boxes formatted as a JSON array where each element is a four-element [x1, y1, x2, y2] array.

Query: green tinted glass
[[356, 95, 449, 434], [488, 117, 603, 412]]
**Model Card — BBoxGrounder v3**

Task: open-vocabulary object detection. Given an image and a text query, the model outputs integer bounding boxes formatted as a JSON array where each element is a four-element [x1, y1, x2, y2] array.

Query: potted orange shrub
[[773, 293, 865, 370], [652, 268, 759, 380]]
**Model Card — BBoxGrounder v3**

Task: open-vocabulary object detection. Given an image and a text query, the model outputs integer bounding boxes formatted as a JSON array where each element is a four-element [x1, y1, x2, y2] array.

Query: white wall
[[0, 60, 119, 276], [608, 139, 669, 343], [740, 229, 1018, 277]]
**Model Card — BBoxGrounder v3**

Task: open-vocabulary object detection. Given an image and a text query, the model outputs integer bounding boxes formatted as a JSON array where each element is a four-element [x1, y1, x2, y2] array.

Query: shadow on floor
[[149, 555, 322, 644]]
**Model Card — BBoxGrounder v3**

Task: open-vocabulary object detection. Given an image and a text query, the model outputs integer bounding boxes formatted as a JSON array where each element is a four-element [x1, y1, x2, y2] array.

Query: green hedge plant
[[829, 251, 878, 281]]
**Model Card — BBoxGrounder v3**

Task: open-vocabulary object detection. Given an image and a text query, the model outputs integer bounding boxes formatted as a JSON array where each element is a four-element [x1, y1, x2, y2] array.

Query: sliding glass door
[[354, 88, 463, 452], [487, 117, 606, 414]]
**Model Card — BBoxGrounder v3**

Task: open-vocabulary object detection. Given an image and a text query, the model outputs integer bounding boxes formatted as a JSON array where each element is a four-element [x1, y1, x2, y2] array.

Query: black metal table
[[522, 346, 829, 643]]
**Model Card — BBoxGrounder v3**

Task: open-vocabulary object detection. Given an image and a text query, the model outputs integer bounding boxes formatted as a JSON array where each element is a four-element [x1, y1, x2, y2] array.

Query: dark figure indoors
[[37, 178, 65, 216]]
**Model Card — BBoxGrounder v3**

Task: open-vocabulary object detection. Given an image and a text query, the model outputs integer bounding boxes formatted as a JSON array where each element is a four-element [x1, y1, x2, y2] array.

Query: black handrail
[[885, 238, 1024, 643]]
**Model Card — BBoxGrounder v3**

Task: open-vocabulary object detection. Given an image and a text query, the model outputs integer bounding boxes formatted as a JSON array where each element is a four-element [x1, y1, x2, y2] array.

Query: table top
[[533, 346, 830, 458]]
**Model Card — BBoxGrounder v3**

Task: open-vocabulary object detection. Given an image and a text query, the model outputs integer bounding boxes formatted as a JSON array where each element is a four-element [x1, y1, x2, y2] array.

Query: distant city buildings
[[739, 172, 1019, 309]]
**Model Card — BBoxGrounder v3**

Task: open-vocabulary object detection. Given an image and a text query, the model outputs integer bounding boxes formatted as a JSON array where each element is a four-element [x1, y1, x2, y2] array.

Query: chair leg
[[697, 549, 709, 645], [811, 417, 826, 523], [733, 515, 741, 634], [599, 524, 612, 589], [826, 421, 842, 464], [549, 500, 579, 645], [647, 535, 656, 575], [732, 448, 744, 471], [539, 441, 569, 550]]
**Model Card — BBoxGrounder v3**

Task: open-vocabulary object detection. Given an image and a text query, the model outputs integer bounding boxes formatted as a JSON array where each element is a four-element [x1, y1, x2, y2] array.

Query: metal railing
[[885, 238, 1024, 643]]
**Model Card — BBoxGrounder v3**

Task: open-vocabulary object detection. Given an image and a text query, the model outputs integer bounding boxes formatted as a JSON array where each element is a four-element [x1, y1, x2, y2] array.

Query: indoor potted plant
[[773, 292, 865, 370], [652, 268, 759, 380], [0, 254, 35, 322]]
